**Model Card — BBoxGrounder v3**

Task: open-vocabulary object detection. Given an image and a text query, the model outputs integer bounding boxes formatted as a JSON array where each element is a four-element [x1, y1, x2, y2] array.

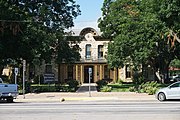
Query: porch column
[[94, 65, 98, 82], [80, 65, 84, 84], [118, 68, 121, 80], [76, 65, 78, 81], [100, 65, 103, 80], [65, 65, 68, 80], [113, 67, 117, 82]]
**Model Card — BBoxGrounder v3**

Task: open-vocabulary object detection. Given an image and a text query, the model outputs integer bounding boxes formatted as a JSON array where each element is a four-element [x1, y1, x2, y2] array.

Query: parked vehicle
[[173, 76, 180, 81], [0, 78, 18, 103], [156, 81, 180, 101], [170, 75, 180, 82]]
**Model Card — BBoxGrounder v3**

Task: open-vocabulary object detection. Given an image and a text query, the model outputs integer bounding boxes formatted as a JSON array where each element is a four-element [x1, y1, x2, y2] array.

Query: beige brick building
[[57, 27, 133, 84]]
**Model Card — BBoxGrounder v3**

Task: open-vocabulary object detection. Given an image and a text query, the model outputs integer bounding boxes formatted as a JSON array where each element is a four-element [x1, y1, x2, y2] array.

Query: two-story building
[[57, 27, 133, 84], [0, 28, 156, 84]]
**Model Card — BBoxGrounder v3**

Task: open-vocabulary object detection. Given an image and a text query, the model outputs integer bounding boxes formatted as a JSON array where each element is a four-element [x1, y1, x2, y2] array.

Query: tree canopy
[[99, 0, 180, 81], [0, 0, 81, 67]]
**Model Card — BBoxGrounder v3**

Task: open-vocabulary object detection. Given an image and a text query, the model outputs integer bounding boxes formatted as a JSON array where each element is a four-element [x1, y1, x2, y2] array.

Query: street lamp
[[22, 60, 26, 99], [155, 42, 161, 82]]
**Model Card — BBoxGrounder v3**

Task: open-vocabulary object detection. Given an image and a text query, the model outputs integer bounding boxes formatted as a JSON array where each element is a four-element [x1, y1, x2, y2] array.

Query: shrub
[[128, 81, 159, 95], [102, 78, 113, 83], [133, 73, 144, 84], [100, 86, 112, 92], [66, 79, 79, 91], [140, 81, 159, 95], [96, 80, 108, 88], [31, 84, 56, 93], [96, 79, 108, 91], [129, 86, 136, 92]]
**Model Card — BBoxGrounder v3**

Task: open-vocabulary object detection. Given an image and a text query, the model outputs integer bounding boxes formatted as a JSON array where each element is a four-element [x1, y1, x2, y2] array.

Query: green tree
[[170, 59, 180, 68], [0, 0, 81, 71], [99, 0, 180, 83]]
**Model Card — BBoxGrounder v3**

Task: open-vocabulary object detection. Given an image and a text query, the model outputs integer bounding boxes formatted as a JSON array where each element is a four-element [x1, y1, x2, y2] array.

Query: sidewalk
[[15, 92, 156, 102], [14, 83, 156, 102], [76, 83, 97, 92]]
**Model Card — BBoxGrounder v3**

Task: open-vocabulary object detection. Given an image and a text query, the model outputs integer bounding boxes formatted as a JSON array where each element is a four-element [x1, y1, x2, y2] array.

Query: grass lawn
[[108, 83, 134, 92]]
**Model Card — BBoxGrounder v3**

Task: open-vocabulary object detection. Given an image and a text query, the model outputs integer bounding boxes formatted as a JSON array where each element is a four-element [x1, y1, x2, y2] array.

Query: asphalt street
[[0, 101, 180, 120]]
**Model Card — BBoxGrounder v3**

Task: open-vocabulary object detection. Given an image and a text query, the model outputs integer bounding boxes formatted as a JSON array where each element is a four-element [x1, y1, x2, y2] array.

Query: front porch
[[58, 63, 133, 84]]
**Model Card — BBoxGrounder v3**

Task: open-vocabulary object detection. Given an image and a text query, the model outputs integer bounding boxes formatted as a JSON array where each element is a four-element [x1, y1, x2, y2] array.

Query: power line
[[74, 20, 98, 23], [0, 20, 42, 23]]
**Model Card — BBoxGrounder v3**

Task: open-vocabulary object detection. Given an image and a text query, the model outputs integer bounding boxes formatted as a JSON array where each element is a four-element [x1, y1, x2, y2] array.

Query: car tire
[[158, 92, 166, 101]]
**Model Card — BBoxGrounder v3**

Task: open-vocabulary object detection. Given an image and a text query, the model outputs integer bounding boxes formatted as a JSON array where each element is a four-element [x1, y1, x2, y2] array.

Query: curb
[[14, 96, 156, 103], [14, 92, 157, 103], [60, 97, 119, 102], [14, 98, 60, 102]]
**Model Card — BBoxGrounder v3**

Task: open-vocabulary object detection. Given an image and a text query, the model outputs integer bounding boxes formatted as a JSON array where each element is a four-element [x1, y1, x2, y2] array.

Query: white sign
[[88, 68, 92, 74], [44, 73, 55, 83], [14, 68, 18, 75]]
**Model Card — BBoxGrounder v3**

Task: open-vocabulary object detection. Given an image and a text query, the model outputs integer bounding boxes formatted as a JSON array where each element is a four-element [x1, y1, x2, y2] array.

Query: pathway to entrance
[[76, 83, 97, 92]]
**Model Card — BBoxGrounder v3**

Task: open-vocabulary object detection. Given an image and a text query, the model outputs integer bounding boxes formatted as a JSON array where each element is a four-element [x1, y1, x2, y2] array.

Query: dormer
[[79, 27, 98, 36]]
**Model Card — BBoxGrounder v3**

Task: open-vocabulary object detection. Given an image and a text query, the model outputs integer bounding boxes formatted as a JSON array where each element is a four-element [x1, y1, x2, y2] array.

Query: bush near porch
[[25, 79, 80, 93], [96, 79, 168, 95]]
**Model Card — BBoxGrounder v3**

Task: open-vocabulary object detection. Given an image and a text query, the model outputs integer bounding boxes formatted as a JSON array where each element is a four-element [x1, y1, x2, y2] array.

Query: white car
[[156, 81, 180, 101]]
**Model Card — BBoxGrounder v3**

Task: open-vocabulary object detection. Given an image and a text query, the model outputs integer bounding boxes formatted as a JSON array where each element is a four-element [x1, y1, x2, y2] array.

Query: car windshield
[[169, 82, 180, 88]]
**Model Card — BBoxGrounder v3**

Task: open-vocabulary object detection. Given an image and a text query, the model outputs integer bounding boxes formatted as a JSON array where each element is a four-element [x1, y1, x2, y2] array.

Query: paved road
[[0, 101, 180, 120]]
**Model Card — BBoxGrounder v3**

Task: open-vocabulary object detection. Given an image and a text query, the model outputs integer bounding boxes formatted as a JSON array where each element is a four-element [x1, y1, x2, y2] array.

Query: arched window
[[86, 44, 91, 59]]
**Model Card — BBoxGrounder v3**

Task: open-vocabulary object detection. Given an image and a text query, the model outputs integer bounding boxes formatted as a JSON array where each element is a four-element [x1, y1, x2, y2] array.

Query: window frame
[[85, 44, 91, 59]]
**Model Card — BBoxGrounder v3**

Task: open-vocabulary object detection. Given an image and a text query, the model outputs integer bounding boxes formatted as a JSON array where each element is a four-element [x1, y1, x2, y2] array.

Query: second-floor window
[[86, 44, 91, 59], [98, 45, 104, 58]]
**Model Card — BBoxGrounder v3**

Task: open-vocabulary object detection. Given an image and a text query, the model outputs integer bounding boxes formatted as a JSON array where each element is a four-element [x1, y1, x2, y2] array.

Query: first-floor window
[[126, 64, 131, 78], [104, 65, 109, 78], [68, 65, 73, 79]]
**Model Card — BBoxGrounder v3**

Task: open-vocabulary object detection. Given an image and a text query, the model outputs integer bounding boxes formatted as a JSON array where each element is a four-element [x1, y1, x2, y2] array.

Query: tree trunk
[[0, 65, 3, 77]]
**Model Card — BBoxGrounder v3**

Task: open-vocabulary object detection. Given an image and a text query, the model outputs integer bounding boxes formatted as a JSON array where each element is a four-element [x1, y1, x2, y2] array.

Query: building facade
[[57, 27, 133, 84]]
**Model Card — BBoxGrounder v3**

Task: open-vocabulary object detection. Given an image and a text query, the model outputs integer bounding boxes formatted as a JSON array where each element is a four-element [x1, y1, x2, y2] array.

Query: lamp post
[[156, 42, 165, 83], [156, 42, 161, 82], [23, 60, 26, 99]]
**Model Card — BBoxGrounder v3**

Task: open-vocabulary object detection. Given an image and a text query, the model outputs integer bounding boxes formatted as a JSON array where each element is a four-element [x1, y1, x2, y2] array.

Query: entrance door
[[84, 66, 94, 83]]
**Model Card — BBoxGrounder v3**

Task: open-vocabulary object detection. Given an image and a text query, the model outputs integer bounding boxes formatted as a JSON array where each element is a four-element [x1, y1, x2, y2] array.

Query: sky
[[72, 0, 104, 30]]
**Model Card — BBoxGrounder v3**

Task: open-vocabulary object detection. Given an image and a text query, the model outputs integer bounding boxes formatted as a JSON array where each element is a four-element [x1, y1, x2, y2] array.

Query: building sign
[[44, 73, 55, 83]]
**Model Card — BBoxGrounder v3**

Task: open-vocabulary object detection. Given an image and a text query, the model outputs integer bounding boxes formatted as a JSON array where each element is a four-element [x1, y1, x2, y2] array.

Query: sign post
[[14, 68, 18, 84], [88, 68, 92, 97], [23, 60, 26, 99]]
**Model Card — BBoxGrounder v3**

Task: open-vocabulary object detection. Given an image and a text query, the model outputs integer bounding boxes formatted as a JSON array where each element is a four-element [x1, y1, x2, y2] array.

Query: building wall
[[32, 27, 134, 84], [56, 27, 135, 83], [79, 33, 108, 61]]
